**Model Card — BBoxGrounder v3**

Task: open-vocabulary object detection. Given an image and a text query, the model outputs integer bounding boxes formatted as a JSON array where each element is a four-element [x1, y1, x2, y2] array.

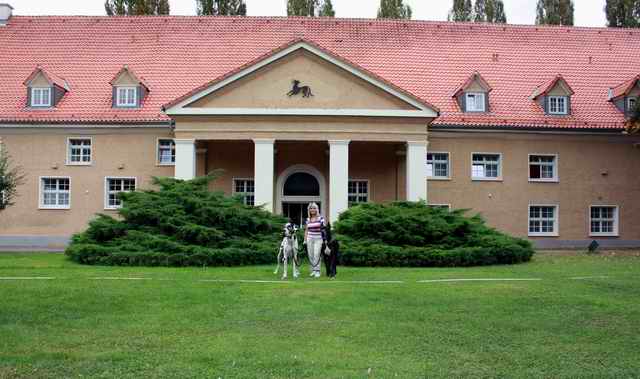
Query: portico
[[165, 40, 437, 222]]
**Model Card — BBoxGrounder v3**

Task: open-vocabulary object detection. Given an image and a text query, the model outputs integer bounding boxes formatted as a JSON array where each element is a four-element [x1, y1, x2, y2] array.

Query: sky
[[12, 0, 608, 27]]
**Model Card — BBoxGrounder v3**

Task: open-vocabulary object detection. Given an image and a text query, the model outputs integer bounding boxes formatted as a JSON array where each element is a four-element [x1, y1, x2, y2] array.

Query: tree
[[474, 0, 506, 23], [535, 0, 574, 26], [605, 0, 640, 27], [105, 0, 170, 15], [0, 144, 25, 211], [626, 100, 640, 134], [196, 0, 247, 16], [286, 0, 335, 17], [377, 0, 412, 19], [448, 0, 473, 22]]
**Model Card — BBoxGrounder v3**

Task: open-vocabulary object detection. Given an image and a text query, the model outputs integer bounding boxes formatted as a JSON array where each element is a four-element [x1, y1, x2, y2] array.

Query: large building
[[1, 5, 639, 249]]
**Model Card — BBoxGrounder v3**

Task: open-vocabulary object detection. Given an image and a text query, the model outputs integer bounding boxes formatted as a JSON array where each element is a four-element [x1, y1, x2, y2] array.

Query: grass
[[0, 251, 639, 378]]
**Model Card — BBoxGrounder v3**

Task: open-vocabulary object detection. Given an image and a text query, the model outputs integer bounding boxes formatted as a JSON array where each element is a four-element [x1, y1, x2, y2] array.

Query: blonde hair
[[307, 202, 320, 218]]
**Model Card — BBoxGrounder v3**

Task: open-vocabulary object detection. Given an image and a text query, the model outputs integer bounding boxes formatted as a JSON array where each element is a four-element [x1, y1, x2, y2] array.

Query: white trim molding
[[406, 141, 428, 201], [164, 41, 438, 118], [174, 139, 196, 180], [589, 205, 619, 237], [329, 140, 350, 222], [253, 139, 275, 212]]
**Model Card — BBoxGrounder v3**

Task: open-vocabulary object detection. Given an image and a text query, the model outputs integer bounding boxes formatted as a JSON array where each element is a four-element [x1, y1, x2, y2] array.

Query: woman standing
[[304, 202, 325, 278]]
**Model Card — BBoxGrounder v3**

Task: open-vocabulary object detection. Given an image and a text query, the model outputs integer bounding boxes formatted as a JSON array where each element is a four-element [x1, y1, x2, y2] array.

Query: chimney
[[0, 3, 13, 26]]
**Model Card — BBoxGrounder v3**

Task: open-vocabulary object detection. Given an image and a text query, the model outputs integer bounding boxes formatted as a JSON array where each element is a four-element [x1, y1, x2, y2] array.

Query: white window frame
[[428, 204, 451, 210], [66, 137, 93, 166], [528, 154, 558, 183], [232, 178, 255, 206], [157, 138, 176, 166], [115, 86, 138, 107], [589, 205, 619, 237], [547, 96, 568, 115], [628, 97, 637, 111], [471, 152, 502, 181], [348, 179, 370, 205], [30, 87, 52, 107], [528, 204, 559, 237], [38, 176, 71, 210], [104, 177, 136, 210], [426, 152, 451, 180], [465, 92, 486, 112]]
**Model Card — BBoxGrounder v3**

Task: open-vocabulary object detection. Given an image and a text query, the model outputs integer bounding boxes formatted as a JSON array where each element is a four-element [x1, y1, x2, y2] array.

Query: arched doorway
[[276, 164, 326, 226]]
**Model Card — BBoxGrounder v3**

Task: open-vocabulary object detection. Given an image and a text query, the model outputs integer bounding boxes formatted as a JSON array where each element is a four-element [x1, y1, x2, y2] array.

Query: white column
[[253, 139, 275, 212], [174, 139, 196, 180], [406, 141, 428, 202], [329, 140, 350, 223]]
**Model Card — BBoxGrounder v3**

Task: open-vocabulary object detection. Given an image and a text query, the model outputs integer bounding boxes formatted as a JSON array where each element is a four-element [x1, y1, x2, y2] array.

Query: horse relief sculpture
[[287, 79, 314, 98]]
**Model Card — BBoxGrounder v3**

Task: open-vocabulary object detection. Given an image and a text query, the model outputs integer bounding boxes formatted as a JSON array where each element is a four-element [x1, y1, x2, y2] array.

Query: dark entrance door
[[281, 172, 322, 227], [282, 202, 322, 227]]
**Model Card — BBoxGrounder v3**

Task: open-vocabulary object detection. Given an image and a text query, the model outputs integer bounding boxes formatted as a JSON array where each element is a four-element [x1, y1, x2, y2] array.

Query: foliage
[[0, 144, 25, 212], [334, 202, 535, 267], [196, 0, 247, 16], [104, 0, 170, 15], [65, 175, 286, 266], [377, 0, 412, 19], [287, 0, 334, 17], [535, 0, 574, 26], [449, 0, 506, 23], [605, 0, 640, 27]]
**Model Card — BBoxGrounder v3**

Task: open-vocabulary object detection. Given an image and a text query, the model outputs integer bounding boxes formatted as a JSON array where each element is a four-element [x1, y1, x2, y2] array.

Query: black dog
[[321, 223, 339, 278]]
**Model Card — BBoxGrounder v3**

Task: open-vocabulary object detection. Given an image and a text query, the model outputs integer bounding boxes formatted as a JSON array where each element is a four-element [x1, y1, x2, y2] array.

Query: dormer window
[[628, 97, 637, 111], [548, 96, 568, 115], [466, 93, 486, 112], [531, 75, 574, 116], [30, 87, 52, 107], [116, 86, 138, 107], [452, 72, 492, 114], [110, 66, 148, 109], [23, 66, 69, 109]]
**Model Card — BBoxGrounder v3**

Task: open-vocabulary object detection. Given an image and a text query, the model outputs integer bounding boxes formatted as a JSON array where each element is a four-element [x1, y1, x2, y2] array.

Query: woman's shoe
[[314, 272, 321, 278]]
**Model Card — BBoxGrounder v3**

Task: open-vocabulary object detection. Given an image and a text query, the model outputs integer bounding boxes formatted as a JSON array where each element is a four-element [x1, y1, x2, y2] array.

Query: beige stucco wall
[[188, 50, 415, 111], [0, 128, 174, 236], [427, 131, 640, 241]]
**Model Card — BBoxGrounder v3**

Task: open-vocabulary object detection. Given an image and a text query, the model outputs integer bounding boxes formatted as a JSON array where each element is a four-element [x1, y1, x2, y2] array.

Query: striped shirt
[[305, 216, 325, 240]]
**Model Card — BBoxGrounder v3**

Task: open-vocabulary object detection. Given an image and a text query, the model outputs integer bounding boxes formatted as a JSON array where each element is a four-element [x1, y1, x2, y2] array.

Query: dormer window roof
[[531, 75, 574, 115], [608, 75, 640, 101], [109, 65, 149, 108], [452, 72, 492, 113], [608, 75, 640, 115], [23, 66, 70, 108]]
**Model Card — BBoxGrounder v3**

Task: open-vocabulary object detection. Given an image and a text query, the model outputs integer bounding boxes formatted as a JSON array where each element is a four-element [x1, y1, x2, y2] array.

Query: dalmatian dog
[[274, 223, 300, 280]]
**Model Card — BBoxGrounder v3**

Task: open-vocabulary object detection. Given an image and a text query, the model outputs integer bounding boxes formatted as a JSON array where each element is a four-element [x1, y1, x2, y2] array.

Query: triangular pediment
[[165, 40, 438, 119]]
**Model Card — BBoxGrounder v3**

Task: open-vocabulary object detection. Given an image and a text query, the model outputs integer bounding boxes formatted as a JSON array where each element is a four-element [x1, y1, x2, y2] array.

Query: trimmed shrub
[[65, 175, 286, 267], [334, 202, 534, 267]]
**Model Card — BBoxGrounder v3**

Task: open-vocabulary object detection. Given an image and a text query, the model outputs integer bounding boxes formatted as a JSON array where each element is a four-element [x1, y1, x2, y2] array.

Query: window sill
[[589, 233, 619, 238], [66, 162, 93, 166], [427, 177, 451, 181], [528, 178, 559, 183], [103, 207, 121, 211], [38, 206, 70, 210], [471, 177, 503, 182], [157, 163, 176, 167], [528, 233, 559, 237]]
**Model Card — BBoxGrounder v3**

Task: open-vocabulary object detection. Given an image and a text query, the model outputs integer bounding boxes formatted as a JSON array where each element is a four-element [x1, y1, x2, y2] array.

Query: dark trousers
[[322, 240, 339, 278]]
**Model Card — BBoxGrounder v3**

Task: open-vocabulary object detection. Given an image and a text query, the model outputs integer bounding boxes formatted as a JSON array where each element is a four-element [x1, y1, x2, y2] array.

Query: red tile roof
[[609, 75, 640, 100], [530, 74, 574, 100], [23, 66, 70, 91], [1, 16, 639, 129], [451, 71, 492, 98]]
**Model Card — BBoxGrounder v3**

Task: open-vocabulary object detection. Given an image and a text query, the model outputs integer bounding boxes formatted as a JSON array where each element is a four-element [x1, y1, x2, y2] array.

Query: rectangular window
[[471, 153, 501, 180], [67, 138, 92, 165], [31, 87, 51, 107], [628, 97, 637, 111], [40, 177, 70, 209], [348, 180, 369, 205], [427, 152, 450, 179], [529, 154, 557, 181], [465, 92, 486, 112], [116, 86, 138, 107], [105, 177, 136, 209], [590, 206, 619, 236], [157, 139, 176, 165], [428, 204, 451, 210], [233, 179, 255, 206], [548, 96, 568, 115], [528, 205, 558, 236]]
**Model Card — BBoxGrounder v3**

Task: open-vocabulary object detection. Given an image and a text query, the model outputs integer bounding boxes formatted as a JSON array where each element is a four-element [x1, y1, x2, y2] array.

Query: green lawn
[[0, 251, 639, 378]]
